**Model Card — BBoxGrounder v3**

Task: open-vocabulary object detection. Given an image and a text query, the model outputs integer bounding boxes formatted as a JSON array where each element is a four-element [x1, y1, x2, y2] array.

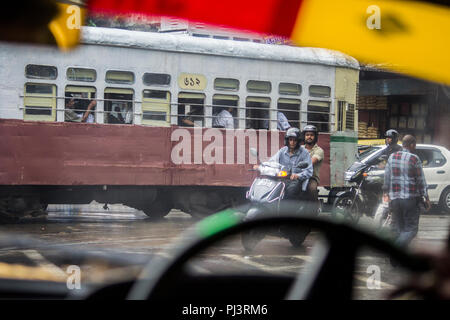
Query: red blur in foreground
[[88, 0, 303, 37]]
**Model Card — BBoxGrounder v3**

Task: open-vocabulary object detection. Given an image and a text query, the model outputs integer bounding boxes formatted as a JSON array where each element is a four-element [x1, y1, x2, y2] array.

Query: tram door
[[178, 93, 205, 127], [104, 88, 134, 124]]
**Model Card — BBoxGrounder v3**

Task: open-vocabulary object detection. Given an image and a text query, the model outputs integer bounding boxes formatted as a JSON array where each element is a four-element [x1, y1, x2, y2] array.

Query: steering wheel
[[126, 210, 432, 300]]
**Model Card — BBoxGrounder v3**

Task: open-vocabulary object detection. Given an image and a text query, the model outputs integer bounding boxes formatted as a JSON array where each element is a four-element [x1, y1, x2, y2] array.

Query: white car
[[359, 144, 450, 213]]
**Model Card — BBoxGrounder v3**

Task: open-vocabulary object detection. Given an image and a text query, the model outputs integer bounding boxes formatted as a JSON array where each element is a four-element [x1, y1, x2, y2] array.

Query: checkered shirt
[[383, 149, 428, 200]]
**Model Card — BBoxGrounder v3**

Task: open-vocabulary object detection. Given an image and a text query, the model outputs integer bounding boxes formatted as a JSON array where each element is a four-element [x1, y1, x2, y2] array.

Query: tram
[[0, 27, 359, 219]]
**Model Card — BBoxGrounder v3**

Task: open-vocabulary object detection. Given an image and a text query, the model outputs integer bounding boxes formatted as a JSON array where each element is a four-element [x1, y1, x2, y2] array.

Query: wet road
[[0, 204, 448, 300]]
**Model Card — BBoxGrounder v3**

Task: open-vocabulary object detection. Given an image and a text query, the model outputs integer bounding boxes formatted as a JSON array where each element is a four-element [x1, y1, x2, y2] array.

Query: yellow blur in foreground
[[292, 0, 450, 85], [48, 3, 85, 50]]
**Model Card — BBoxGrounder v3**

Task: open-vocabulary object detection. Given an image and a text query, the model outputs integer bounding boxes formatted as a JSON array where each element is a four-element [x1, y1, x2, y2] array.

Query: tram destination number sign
[[178, 73, 207, 91]]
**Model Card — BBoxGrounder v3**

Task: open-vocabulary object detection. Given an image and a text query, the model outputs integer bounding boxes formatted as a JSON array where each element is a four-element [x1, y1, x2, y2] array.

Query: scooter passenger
[[254, 127, 313, 200], [302, 125, 324, 213]]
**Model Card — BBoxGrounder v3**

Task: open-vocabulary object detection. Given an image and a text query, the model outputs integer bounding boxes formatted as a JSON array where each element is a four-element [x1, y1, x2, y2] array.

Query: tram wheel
[[143, 199, 172, 220]]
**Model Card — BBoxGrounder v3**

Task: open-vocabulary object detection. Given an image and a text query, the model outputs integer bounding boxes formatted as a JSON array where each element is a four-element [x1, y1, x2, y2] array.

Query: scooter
[[241, 148, 313, 251]]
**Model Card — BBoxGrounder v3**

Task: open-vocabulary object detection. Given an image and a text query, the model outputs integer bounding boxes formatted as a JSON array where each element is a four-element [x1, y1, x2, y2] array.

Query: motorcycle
[[332, 150, 388, 224], [241, 148, 313, 251]]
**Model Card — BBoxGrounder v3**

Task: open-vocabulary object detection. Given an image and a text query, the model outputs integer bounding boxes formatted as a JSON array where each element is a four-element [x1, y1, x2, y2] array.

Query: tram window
[[214, 78, 239, 91], [309, 85, 331, 98], [346, 104, 355, 130], [246, 97, 270, 130], [178, 93, 205, 127], [67, 68, 96, 82], [25, 64, 57, 80], [23, 83, 56, 121], [64, 86, 97, 123], [143, 73, 171, 86], [213, 95, 239, 129], [247, 80, 271, 93], [279, 83, 302, 96], [278, 99, 301, 129], [104, 88, 134, 124], [105, 70, 135, 84], [307, 100, 330, 132], [142, 90, 171, 126], [213, 36, 229, 40], [192, 33, 210, 38]]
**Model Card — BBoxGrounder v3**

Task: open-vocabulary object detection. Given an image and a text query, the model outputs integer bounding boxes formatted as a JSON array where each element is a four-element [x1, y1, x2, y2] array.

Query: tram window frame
[[105, 70, 135, 85], [246, 96, 271, 130], [214, 78, 239, 92], [25, 64, 57, 80], [178, 93, 206, 127], [23, 83, 56, 121], [143, 73, 171, 86], [307, 100, 331, 133], [104, 88, 135, 125], [279, 83, 302, 96], [142, 89, 171, 127], [309, 85, 331, 98], [64, 85, 97, 123], [66, 67, 97, 82], [278, 98, 301, 129], [246, 80, 271, 94]]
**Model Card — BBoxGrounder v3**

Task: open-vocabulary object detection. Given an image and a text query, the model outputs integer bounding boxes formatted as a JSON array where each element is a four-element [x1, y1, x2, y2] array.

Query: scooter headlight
[[277, 171, 288, 177]]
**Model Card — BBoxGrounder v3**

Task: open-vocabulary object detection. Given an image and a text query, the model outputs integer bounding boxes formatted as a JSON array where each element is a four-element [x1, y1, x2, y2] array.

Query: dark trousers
[[285, 180, 302, 200], [390, 198, 420, 247], [306, 178, 319, 214]]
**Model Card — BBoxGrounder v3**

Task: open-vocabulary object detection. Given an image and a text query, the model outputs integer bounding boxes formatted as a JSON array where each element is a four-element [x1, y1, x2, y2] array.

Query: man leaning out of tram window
[[254, 127, 313, 201], [64, 96, 96, 123]]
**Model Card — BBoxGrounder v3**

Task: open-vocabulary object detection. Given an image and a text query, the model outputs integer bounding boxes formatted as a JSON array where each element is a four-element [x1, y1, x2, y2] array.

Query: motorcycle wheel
[[332, 195, 361, 224]]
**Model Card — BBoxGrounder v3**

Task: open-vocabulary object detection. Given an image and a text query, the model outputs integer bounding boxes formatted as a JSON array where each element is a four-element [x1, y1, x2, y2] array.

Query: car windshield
[[359, 146, 383, 162], [0, 1, 449, 303]]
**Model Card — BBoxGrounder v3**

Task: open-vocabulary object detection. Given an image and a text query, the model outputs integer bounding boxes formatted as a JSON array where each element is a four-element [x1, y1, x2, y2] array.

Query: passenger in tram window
[[180, 104, 204, 127], [108, 101, 124, 123], [260, 111, 290, 130], [212, 106, 234, 129], [64, 95, 96, 123], [120, 103, 133, 124], [277, 111, 291, 131], [113, 102, 133, 124], [247, 108, 269, 130]]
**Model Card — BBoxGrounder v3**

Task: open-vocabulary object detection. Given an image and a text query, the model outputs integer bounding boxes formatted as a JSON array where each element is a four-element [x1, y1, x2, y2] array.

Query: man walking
[[383, 135, 431, 248]]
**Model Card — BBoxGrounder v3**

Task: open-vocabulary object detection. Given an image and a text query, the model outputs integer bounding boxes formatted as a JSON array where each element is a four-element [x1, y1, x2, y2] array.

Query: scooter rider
[[302, 125, 324, 212], [255, 127, 313, 200]]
